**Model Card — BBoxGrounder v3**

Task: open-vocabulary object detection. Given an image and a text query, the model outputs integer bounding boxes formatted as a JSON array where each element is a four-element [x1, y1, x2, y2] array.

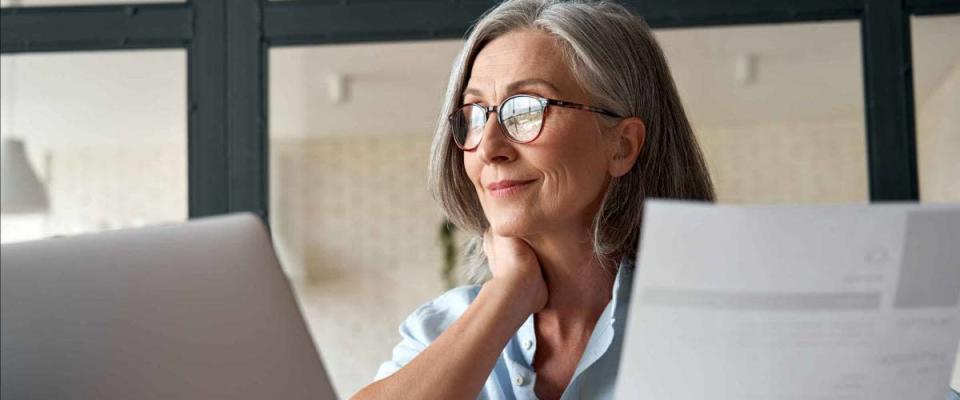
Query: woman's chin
[[488, 219, 533, 238]]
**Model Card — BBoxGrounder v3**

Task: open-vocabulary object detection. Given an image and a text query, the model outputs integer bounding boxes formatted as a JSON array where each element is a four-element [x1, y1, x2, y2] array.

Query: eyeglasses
[[448, 94, 623, 151]]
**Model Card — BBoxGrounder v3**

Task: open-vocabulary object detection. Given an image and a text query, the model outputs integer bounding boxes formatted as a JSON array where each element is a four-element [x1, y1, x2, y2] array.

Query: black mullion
[[262, 0, 865, 46], [626, 0, 863, 28], [225, 0, 268, 220], [1, 3, 191, 53], [906, 0, 960, 16], [263, 1, 494, 46], [188, 0, 229, 217], [861, 0, 920, 201]]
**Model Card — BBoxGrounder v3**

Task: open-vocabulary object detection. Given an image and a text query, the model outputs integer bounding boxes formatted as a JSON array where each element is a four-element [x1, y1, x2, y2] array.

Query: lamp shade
[[1, 138, 49, 214]]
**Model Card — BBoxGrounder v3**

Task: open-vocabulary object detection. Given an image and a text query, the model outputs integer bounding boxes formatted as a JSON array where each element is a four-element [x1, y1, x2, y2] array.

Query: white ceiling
[[1, 15, 957, 147]]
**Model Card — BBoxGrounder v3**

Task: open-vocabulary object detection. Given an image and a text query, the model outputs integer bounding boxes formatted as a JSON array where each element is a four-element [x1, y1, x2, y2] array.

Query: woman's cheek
[[463, 159, 482, 194]]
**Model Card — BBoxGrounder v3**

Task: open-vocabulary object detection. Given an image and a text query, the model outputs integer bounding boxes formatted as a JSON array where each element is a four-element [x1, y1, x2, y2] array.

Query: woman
[[353, 0, 714, 398]]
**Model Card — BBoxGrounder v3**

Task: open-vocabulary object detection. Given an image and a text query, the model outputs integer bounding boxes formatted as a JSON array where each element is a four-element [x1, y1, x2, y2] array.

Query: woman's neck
[[523, 227, 616, 334]]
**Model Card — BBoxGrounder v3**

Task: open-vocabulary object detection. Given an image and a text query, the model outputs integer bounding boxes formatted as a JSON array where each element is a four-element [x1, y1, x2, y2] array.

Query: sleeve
[[373, 285, 480, 381], [373, 309, 431, 381]]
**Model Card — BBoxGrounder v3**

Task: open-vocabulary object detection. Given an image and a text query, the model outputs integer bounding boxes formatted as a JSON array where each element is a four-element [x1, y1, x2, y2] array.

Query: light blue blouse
[[375, 260, 634, 400], [374, 259, 960, 400]]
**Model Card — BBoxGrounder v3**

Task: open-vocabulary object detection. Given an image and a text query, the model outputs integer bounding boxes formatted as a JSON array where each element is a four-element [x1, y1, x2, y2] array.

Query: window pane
[[655, 21, 867, 204], [269, 40, 462, 396], [0, 50, 187, 243], [912, 14, 960, 203]]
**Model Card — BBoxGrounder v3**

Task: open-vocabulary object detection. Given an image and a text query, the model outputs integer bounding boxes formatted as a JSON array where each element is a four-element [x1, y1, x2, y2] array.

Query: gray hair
[[428, 0, 715, 283]]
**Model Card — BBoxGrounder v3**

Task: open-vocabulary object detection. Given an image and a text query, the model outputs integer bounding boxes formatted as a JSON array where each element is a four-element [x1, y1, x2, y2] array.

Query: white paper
[[615, 200, 960, 400]]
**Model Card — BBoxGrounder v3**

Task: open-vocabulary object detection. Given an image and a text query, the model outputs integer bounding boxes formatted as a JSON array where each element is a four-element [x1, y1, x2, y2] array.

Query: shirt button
[[514, 375, 527, 386], [522, 339, 534, 350]]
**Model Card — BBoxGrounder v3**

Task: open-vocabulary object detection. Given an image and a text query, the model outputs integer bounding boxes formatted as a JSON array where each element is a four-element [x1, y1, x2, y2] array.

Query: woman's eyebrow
[[463, 78, 561, 99], [506, 78, 560, 95], [463, 87, 485, 99]]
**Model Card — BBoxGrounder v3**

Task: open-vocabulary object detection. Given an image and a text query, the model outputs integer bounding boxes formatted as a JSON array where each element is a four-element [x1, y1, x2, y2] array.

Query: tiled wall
[[270, 134, 454, 398], [0, 142, 186, 243], [47, 143, 187, 234], [697, 119, 869, 204]]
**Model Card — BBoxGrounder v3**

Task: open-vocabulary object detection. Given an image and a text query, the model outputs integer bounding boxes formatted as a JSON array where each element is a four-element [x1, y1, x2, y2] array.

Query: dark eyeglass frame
[[448, 94, 624, 151]]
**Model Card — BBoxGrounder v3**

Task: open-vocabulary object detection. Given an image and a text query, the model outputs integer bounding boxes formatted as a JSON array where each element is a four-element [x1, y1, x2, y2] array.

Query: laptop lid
[[2, 213, 337, 399]]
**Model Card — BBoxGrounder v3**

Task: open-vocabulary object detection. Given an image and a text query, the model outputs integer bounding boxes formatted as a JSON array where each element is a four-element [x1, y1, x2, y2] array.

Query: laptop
[[615, 201, 960, 400], [1, 213, 338, 400]]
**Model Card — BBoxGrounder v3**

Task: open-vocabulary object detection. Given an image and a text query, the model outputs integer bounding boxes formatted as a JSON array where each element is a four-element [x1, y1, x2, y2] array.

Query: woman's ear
[[608, 117, 645, 177]]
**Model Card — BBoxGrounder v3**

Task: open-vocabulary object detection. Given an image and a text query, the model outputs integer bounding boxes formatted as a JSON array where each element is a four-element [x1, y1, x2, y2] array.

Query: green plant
[[439, 219, 457, 289]]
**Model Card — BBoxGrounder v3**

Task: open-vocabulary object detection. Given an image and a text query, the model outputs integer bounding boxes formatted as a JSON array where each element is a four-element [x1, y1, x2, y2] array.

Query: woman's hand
[[483, 230, 549, 315], [352, 232, 548, 400]]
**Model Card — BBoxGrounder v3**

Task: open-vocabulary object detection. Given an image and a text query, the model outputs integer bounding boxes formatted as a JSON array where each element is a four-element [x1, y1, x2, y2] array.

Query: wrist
[[481, 277, 544, 318]]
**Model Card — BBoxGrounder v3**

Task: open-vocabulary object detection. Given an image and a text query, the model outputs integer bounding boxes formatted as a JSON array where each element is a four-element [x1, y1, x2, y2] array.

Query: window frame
[[2, 0, 958, 221]]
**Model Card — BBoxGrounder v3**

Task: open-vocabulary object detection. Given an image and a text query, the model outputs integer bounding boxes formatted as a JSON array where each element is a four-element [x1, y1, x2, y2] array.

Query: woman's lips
[[486, 179, 536, 198]]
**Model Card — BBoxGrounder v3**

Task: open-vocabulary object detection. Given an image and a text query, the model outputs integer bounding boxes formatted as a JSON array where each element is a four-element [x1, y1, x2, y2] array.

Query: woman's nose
[[476, 113, 516, 164]]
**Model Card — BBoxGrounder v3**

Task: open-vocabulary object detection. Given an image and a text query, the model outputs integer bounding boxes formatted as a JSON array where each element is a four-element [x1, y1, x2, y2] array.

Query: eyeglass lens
[[451, 96, 545, 149]]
